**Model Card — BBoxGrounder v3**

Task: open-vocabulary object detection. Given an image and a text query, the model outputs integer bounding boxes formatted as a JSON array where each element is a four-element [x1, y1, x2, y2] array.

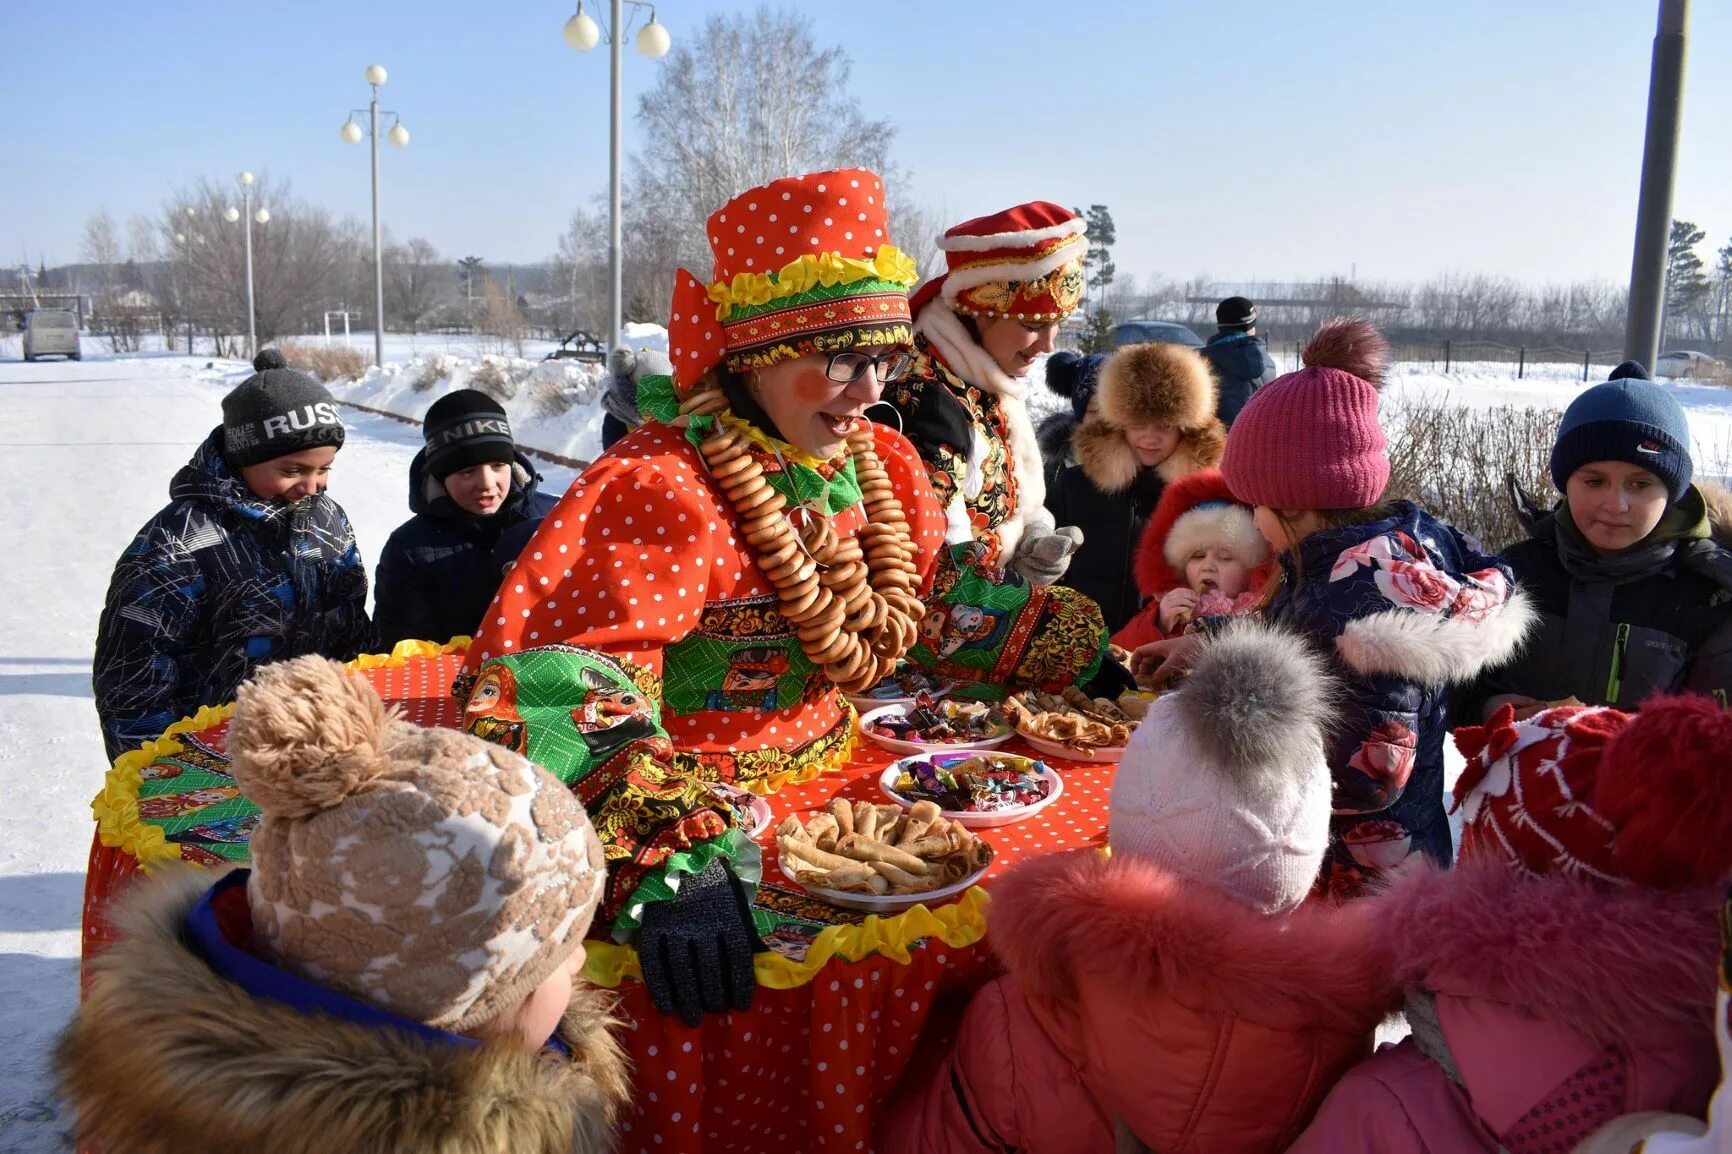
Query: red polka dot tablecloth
[[82, 652, 1115, 1154]]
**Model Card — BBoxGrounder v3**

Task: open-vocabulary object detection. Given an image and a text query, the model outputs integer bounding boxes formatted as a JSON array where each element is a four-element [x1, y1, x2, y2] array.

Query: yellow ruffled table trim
[[91, 637, 473, 869], [583, 884, 989, 990], [748, 701, 859, 795]]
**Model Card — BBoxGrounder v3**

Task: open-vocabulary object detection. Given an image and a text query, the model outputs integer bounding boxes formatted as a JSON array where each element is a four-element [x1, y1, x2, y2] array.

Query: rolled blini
[[836, 834, 929, 875], [776, 815, 808, 841], [853, 801, 879, 840], [780, 836, 860, 875], [829, 797, 855, 837], [868, 860, 940, 893], [805, 813, 839, 846]]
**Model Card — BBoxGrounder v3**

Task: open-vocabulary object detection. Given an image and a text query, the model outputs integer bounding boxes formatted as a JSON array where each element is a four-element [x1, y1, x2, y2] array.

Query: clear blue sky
[[6, 1, 1730, 288]]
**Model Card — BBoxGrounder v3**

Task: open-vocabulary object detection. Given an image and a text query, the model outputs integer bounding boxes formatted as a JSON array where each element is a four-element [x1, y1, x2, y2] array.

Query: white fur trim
[[939, 216, 1087, 253], [915, 298, 1026, 401], [1335, 589, 1538, 687], [941, 235, 1089, 298], [995, 390, 1049, 561], [1162, 505, 1268, 571]]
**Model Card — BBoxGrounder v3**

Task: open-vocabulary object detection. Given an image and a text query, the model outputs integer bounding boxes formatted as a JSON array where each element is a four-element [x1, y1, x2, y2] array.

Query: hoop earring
[[865, 401, 902, 435]]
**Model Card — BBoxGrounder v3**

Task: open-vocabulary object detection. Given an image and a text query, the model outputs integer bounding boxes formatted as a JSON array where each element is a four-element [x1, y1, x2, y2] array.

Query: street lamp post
[[563, 1, 670, 353], [224, 171, 264, 359], [341, 65, 410, 368], [1624, 0, 1690, 370]]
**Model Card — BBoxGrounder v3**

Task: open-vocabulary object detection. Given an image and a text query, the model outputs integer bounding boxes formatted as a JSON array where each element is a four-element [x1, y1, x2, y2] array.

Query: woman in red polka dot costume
[[455, 169, 1121, 1023]]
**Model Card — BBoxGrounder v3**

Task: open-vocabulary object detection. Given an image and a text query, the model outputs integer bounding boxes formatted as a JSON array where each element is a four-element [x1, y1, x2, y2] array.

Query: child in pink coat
[[878, 622, 1391, 1154], [1287, 695, 1732, 1154]]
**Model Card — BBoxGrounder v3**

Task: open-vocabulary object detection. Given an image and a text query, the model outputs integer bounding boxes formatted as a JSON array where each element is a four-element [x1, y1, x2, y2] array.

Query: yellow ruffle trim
[[708, 246, 918, 321], [747, 700, 860, 795], [91, 637, 474, 869], [584, 883, 990, 990]]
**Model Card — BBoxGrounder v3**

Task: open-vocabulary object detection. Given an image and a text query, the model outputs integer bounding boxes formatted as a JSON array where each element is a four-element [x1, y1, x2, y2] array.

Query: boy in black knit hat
[[373, 388, 559, 648], [93, 350, 373, 761]]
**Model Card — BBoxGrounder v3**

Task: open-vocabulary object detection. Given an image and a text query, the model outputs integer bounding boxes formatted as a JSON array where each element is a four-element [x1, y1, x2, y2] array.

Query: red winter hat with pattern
[[1220, 316, 1391, 511], [665, 168, 919, 394], [910, 201, 1088, 322], [1452, 695, 1732, 890]]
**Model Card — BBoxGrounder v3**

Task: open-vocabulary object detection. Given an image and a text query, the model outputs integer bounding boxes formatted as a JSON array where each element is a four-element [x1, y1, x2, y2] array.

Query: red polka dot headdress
[[909, 201, 1088, 323], [666, 168, 918, 395]]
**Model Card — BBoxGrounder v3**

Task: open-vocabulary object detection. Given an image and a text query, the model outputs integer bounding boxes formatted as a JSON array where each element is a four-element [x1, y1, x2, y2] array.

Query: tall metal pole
[[242, 184, 257, 360], [370, 85, 386, 368], [608, 0, 624, 352], [1624, 0, 1689, 370]]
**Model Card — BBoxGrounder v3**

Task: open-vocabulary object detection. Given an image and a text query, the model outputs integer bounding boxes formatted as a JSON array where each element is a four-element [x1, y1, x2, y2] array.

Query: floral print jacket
[[1217, 502, 1533, 896]]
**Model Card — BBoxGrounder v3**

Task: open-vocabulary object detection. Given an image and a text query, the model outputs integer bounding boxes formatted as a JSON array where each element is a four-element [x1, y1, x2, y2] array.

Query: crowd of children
[[78, 293, 1732, 1147]]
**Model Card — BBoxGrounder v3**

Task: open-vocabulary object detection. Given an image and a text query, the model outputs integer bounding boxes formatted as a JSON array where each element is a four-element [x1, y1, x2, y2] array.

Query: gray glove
[[603, 347, 674, 428], [1011, 525, 1083, 585]]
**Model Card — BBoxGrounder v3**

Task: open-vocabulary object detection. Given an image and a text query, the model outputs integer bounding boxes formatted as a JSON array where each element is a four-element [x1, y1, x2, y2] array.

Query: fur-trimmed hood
[[1133, 467, 1271, 597], [990, 849, 1394, 1031], [1075, 415, 1225, 495], [1372, 860, 1722, 1050], [58, 868, 630, 1154]]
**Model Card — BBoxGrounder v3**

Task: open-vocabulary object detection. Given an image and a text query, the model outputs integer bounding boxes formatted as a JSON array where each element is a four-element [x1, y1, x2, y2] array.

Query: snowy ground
[[2, 336, 1731, 1149]]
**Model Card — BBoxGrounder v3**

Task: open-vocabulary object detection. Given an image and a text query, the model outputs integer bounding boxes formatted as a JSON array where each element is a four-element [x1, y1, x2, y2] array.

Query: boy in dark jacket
[[1199, 296, 1278, 427], [1470, 361, 1732, 718], [93, 350, 372, 762], [374, 389, 558, 648]]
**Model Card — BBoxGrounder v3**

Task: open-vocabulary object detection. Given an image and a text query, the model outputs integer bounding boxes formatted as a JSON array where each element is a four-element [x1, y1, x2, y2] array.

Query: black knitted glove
[[1081, 651, 1138, 701], [637, 858, 760, 1027]]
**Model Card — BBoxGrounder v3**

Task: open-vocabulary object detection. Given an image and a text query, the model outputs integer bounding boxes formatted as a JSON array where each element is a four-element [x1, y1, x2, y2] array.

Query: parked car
[[1655, 350, 1727, 380], [21, 309, 81, 361], [1110, 319, 1204, 349]]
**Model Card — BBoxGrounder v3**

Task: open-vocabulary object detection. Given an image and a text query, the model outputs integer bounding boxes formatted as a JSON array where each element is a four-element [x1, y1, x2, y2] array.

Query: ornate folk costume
[[876, 202, 1089, 570], [457, 170, 1110, 944]]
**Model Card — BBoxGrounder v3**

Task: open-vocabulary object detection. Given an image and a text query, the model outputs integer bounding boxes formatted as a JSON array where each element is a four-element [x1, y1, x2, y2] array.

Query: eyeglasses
[[826, 349, 914, 384]]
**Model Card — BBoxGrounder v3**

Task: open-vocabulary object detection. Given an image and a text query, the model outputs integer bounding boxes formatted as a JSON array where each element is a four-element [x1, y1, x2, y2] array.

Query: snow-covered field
[[1, 335, 1730, 1150]]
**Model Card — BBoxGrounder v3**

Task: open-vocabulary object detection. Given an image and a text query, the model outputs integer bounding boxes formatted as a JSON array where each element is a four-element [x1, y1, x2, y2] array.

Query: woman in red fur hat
[[1113, 467, 1273, 649], [1288, 694, 1732, 1154]]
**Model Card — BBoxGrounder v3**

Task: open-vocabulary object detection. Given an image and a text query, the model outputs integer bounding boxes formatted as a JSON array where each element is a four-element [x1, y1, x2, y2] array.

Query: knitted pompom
[[1172, 620, 1336, 790], [1043, 350, 1086, 398], [1301, 316, 1388, 386], [1592, 693, 1732, 890], [228, 656, 392, 820], [252, 348, 288, 372]]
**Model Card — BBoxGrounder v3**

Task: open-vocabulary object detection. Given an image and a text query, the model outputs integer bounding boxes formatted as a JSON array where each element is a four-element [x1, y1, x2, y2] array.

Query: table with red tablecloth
[[81, 642, 1113, 1154]]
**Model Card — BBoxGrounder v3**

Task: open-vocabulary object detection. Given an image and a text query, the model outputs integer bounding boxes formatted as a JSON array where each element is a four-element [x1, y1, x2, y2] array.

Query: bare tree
[[551, 207, 609, 333], [623, 4, 900, 311], [384, 237, 448, 334]]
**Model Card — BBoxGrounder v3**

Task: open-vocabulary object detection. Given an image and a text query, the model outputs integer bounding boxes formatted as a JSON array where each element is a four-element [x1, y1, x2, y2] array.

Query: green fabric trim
[[610, 827, 762, 940], [637, 373, 679, 424], [725, 276, 910, 323]]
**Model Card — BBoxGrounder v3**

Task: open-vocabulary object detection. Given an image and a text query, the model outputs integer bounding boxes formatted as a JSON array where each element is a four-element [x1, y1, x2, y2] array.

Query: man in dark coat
[[1198, 296, 1278, 427], [374, 389, 558, 648]]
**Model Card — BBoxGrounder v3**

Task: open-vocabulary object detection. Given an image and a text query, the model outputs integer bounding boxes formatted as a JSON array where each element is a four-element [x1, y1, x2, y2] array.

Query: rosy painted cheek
[[792, 368, 833, 403]]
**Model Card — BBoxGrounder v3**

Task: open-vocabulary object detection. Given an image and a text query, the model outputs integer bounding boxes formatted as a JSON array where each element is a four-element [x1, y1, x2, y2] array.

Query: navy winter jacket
[[1222, 502, 1531, 896], [1199, 331, 1278, 427], [373, 449, 558, 649], [93, 429, 372, 761]]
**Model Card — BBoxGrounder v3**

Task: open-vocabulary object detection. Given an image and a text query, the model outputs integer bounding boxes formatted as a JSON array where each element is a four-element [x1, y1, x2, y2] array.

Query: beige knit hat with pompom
[[227, 655, 606, 1033]]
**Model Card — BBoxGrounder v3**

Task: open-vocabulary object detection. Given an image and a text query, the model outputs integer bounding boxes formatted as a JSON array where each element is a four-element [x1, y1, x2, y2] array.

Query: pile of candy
[[867, 695, 1010, 745], [888, 753, 1053, 814], [853, 666, 949, 702]]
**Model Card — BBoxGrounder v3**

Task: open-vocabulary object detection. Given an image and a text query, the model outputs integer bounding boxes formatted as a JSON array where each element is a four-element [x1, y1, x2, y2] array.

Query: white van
[[22, 309, 81, 361]]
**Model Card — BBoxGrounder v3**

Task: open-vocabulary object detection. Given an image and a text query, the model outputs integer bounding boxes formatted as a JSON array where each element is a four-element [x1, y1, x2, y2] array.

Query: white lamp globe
[[387, 122, 410, 148], [237, 170, 254, 186], [174, 232, 186, 244], [223, 206, 240, 223], [254, 208, 271, 224], [340, 119, 364, 144], [365, 64, 388, 86], [185, 206, 197, 217], [635, 17, 670, 59], [563, 7, 601, 51]]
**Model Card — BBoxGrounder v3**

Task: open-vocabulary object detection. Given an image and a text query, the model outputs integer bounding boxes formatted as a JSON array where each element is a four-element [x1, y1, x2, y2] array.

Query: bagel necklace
[[679, 383, 925, 695]]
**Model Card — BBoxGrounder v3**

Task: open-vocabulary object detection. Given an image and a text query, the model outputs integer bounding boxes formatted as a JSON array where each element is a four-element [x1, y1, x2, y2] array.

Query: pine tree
[[1665, 219, 1709, 342]]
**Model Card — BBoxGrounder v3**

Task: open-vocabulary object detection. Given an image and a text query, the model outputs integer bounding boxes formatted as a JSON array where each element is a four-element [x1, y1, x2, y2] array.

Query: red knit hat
[[1220, 316, 1391, 511], [665, 168, 919, 394], [1453, 696, 1732, 890], [910, 202, 1088, 322]]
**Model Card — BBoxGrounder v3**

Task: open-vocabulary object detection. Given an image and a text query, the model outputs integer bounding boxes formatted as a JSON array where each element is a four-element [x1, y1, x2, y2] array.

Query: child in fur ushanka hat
[[1131, 317, 1535, 897], [881, 621, 1393, 1154], [60, 656, 630, 1154], [1047, 341, 1227, 633]]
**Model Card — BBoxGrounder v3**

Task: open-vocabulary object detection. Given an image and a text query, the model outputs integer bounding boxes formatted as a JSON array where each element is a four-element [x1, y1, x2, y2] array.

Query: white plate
[[1018, 730, 1127, 764], [776, 851, 990, 914], [879, 751, 1063, 828], [705, 782, 773, 839], [858, 703, 1014, 756]]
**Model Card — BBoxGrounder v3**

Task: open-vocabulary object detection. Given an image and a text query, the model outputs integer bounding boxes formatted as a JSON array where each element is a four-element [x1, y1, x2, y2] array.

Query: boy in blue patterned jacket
[[93, 350, 373, 761], [1134, 319, 1535, 897]]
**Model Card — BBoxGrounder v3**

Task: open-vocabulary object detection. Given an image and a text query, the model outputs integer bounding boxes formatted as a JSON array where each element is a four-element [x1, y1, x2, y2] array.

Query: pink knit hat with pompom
[[1221, 316, 1390, 510]]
